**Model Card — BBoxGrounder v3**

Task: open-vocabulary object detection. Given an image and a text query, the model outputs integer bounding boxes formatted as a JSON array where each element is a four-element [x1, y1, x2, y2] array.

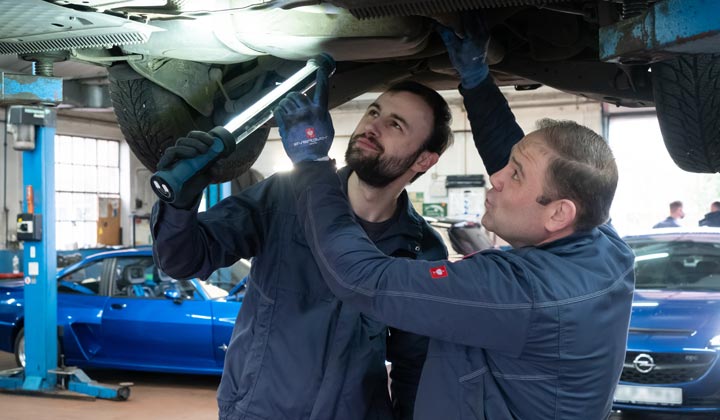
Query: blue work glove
[[436, 14, 491, 89], [156, 128, 235, 209], [274, 66, 334, 164]]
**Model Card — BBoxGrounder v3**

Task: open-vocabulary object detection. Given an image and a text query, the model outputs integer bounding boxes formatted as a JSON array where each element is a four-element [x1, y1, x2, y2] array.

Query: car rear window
[[629, 240, 720, 291]]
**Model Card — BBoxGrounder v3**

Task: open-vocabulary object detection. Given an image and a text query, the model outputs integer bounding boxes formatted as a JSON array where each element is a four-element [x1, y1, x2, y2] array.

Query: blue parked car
[[0, 247, 247, 375], [614, 229, 720, 414]]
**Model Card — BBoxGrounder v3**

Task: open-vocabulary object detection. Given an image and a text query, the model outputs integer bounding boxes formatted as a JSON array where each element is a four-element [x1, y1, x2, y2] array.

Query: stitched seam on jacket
[[242, 216, 286, 415], [491, 372, 557, 380], [555, 304, 561, 420], [365, 290, 533, 309], [459, 367, 488, 383], [246, 278, 275, 304], [532, 264, 634, 308]]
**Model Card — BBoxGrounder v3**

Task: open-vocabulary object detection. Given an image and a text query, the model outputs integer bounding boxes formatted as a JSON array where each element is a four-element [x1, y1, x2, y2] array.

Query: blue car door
[[99, 256, 216, 373], [57, 257, 110, 366]]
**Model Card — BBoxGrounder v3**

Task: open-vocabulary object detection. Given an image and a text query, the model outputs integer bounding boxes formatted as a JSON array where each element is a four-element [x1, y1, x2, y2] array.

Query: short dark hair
[[712, 201, 720, 211], [386, 81, 453, 182], [534, 119, 618, 231], [669, 201, 683, 212]]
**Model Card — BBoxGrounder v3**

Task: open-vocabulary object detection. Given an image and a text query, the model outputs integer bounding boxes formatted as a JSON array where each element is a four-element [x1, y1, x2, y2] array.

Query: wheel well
[[11, 319, 24, 347]]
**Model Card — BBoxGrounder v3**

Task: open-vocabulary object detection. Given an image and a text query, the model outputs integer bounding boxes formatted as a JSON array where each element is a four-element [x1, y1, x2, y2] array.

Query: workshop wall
[[0, 111, 130, 251], [0, 109, 23, 251], [0, 109, 26, 252]]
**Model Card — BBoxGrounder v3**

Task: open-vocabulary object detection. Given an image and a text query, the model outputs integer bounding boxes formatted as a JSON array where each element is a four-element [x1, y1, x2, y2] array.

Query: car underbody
[[0, 0, 718, 177]]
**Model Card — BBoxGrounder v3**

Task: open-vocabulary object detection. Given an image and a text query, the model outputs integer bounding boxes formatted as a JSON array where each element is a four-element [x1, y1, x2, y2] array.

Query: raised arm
[[290, 163, 532, 353], [437, 14, 525, 174]]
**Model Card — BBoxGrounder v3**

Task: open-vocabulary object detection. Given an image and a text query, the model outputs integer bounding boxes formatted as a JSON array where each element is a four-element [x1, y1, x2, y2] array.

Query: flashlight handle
[[150, 127, 234, 205]]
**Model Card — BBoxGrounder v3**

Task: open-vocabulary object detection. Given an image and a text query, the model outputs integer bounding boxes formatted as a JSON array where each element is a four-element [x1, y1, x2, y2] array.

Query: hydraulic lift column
[[15, 106, 58, 392], [0, 71, 129, 400]]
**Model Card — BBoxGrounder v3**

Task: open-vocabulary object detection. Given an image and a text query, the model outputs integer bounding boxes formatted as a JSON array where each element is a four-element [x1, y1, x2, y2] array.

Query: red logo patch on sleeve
[[305, 127, 315, 138], [429, 265, 448, 279]]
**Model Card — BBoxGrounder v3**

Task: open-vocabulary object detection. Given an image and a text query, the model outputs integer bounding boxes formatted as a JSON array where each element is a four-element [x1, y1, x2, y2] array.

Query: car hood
[[628, 290, 720, 348]]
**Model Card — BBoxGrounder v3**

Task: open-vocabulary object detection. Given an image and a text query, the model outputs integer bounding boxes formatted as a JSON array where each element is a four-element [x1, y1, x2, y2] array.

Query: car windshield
[[628, 239, 720, 291], [197, 280, 230, 300]]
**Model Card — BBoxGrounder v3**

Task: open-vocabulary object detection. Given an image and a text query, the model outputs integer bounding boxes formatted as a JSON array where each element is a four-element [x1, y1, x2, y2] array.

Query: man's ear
[[545, 199, 577, 233], [412, 151, 439, 173]]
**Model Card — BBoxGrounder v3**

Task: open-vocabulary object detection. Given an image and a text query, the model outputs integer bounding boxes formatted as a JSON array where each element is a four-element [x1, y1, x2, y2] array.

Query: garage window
[[54, 135, 120, 250]]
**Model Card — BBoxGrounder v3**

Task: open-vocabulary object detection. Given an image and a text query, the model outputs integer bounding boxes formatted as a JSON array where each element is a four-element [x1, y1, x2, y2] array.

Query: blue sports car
[[0, 247, 247, 375], [614, 229, 720, 414]]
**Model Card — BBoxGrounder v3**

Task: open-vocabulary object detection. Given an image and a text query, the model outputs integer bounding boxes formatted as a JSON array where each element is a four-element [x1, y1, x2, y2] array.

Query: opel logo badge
[[633, 353, 656, 374]]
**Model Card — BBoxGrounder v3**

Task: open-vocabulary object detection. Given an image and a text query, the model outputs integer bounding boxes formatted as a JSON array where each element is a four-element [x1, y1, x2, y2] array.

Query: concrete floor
[[0, 351, 717, 420], [0, 351, 219, 420]]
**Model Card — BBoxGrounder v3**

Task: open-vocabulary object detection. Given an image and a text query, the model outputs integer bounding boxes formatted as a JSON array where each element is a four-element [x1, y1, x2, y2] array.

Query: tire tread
[[652, 54, 720, 173]]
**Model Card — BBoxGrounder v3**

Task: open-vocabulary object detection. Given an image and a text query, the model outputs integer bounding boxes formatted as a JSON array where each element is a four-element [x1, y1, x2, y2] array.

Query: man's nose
[[364, 118, 380, 137], [489, 171, 503, 191]]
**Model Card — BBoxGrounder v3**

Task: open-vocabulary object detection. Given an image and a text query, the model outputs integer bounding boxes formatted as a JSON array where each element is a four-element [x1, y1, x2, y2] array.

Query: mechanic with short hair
[[653, 200, 684, 228], [698, 200, 720, 227], [277, 16, 635, 419], [150, 73, 454, 418]]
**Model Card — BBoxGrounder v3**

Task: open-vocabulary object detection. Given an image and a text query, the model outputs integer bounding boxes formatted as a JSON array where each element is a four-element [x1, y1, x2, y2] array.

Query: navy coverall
[[653, 217, 680, 229], [699, 210, 720, 227], [151, 166, 447, 420], [291, 78, 636, 419]]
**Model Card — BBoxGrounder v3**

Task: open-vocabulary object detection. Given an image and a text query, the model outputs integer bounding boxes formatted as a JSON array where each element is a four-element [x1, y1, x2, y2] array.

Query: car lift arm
[[600, 0, 720, 64]]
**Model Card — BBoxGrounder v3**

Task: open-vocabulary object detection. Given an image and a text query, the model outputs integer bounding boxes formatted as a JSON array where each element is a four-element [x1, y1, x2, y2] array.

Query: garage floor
[[0, 351, 715, 420], [0, 351, 218, 420]]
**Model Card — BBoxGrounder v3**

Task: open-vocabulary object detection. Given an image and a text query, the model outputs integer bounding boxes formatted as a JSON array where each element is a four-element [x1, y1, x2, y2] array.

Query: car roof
[[623, 227, 720, 243], [58, 246, 153, 276]]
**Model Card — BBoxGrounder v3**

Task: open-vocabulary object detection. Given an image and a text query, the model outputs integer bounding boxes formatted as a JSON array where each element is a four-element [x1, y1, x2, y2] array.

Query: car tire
[[13, 327, 25, 368], [108, 64, 270, 184], [652, 54, 720, 173], [14, 327, 64, 369]]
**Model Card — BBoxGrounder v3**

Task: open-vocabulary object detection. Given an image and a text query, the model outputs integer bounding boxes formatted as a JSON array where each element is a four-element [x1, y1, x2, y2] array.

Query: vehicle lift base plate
[[0, 366, 131, 401]]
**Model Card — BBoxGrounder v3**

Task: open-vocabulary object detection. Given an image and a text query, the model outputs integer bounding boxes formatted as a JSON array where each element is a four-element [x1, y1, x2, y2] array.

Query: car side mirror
[[164, 289, 182, 304]]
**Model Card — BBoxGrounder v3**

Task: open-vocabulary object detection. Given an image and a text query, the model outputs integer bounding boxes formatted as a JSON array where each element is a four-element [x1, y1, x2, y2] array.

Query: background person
[[699, 201, 720, 227], [653, 200, 684, 228]]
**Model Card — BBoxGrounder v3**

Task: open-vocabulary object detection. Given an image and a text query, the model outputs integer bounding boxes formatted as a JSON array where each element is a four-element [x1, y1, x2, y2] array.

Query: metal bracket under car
[[599, 0, 720, 64]]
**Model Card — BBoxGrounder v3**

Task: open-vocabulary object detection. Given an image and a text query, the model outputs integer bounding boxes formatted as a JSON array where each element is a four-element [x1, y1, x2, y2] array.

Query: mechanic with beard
[[276, 16, 635, 420], [150, 66, 454, 420]]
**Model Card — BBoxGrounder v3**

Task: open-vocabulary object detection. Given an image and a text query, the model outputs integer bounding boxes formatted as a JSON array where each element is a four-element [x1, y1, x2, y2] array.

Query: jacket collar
[[534, 228, 599, 252], [337, 166, 425, 256]]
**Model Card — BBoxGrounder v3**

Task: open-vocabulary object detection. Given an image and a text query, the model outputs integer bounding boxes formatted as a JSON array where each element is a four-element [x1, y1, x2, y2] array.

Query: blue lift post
[[599, 0, 720, 63], [204, 182, 231, 209], [0, 72, 130, 400], [205, 181, 232, 286]]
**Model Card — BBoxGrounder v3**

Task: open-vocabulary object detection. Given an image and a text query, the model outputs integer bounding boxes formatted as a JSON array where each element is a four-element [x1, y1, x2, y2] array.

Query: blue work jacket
[[290, 78, 636, 419], [151, 167, 447, 420]]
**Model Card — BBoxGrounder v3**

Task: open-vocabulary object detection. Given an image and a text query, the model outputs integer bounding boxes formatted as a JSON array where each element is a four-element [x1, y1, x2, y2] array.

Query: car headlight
[[710, 335, 720, 348]]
